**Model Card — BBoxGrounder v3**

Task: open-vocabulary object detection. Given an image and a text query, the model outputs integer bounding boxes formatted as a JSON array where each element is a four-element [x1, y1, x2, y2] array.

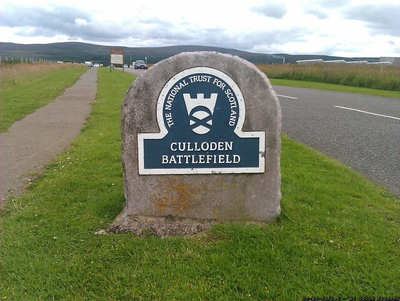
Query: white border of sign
[[138, 67, 265, 175]]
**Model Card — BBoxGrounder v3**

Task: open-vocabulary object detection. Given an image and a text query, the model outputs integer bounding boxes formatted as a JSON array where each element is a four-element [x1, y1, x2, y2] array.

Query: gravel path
[[0, 68, 97, 208]]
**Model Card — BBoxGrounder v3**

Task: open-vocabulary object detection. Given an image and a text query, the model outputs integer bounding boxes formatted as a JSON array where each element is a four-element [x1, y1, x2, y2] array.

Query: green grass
[[0, 65, 87, 132], [257, 63, 400, 95], [1, 68, 399, 300], [269, 78, 400, 98]]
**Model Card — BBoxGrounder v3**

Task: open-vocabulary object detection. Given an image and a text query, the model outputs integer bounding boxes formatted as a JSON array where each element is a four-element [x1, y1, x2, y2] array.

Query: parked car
[[123, 64, 128, 68], [134, 60, 147, 70]]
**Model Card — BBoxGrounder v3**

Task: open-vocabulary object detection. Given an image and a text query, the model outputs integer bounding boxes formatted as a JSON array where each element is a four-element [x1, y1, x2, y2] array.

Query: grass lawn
[[0, 68, 399, 300], [0, 64, 87, 132]]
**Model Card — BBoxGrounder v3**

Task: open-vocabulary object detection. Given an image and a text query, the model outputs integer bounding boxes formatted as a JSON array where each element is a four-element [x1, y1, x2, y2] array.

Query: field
[[0, 62, 87, 132], [0, 67, 399, 300], [257, 63, 400, 92]]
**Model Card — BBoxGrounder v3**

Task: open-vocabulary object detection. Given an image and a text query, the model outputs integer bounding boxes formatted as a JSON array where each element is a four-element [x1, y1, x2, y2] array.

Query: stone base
[[99, 208, 216, 238]]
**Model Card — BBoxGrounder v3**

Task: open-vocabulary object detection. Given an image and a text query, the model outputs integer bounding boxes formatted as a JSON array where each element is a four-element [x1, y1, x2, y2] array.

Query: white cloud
[[252, 2, 287, 19], [75, 18, 88, 26], [0, 0, 399, 57], [343, 3, 400, 37]]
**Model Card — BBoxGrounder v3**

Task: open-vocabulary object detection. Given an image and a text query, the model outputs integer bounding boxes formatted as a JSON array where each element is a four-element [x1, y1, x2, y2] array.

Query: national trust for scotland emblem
[[183, 92, 217, 135], [138, 67, 265, 174]]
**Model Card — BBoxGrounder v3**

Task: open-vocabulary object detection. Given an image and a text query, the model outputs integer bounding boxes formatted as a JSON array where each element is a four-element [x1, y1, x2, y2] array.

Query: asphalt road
[[273, 85, 400, 197], [124, 67, 146, 77]]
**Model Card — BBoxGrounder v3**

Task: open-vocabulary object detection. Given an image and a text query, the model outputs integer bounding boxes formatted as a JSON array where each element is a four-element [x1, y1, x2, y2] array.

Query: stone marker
[[108, 51, 281, 237]]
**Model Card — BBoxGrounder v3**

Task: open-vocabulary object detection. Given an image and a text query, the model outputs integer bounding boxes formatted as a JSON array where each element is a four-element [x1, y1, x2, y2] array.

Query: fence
[[0, 57, 55, 63]]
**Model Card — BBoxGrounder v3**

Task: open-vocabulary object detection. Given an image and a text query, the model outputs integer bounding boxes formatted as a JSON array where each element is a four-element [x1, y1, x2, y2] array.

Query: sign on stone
[[139, 67, 265, 174]]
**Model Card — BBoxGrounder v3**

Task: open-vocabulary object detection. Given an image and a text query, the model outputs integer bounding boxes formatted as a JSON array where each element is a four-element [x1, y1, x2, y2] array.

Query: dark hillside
[[0, 42, 277, 64], [0, 42, 379, 65]]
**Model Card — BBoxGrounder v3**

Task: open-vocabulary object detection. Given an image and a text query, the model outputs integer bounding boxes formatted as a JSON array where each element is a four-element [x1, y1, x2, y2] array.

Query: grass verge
[[1, 68, 399, 300], [0, 64, 87, 132], [269, 78, 400, 98], [257, 63, 400, 94]]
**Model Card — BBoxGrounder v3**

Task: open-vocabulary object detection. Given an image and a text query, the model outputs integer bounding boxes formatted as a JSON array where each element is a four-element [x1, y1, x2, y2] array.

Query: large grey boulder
[[109, 51, 281, 237]]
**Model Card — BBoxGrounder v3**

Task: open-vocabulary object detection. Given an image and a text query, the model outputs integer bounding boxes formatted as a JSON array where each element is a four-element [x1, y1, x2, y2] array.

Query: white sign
[[110, 48, 124, 65], [111, 54, 123, 65]]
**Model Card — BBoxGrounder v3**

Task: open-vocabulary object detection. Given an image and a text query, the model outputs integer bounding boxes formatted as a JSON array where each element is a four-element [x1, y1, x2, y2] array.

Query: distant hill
[[0, 42, 379, 65]]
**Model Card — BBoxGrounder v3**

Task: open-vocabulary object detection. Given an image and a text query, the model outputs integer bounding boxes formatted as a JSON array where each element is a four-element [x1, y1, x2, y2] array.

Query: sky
[[1, 0, 399, 57]]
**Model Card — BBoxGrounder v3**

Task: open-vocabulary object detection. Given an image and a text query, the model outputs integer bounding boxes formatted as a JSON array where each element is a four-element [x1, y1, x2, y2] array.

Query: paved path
[[0, 68, 97, 208], [274, 85, 400, 197]]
